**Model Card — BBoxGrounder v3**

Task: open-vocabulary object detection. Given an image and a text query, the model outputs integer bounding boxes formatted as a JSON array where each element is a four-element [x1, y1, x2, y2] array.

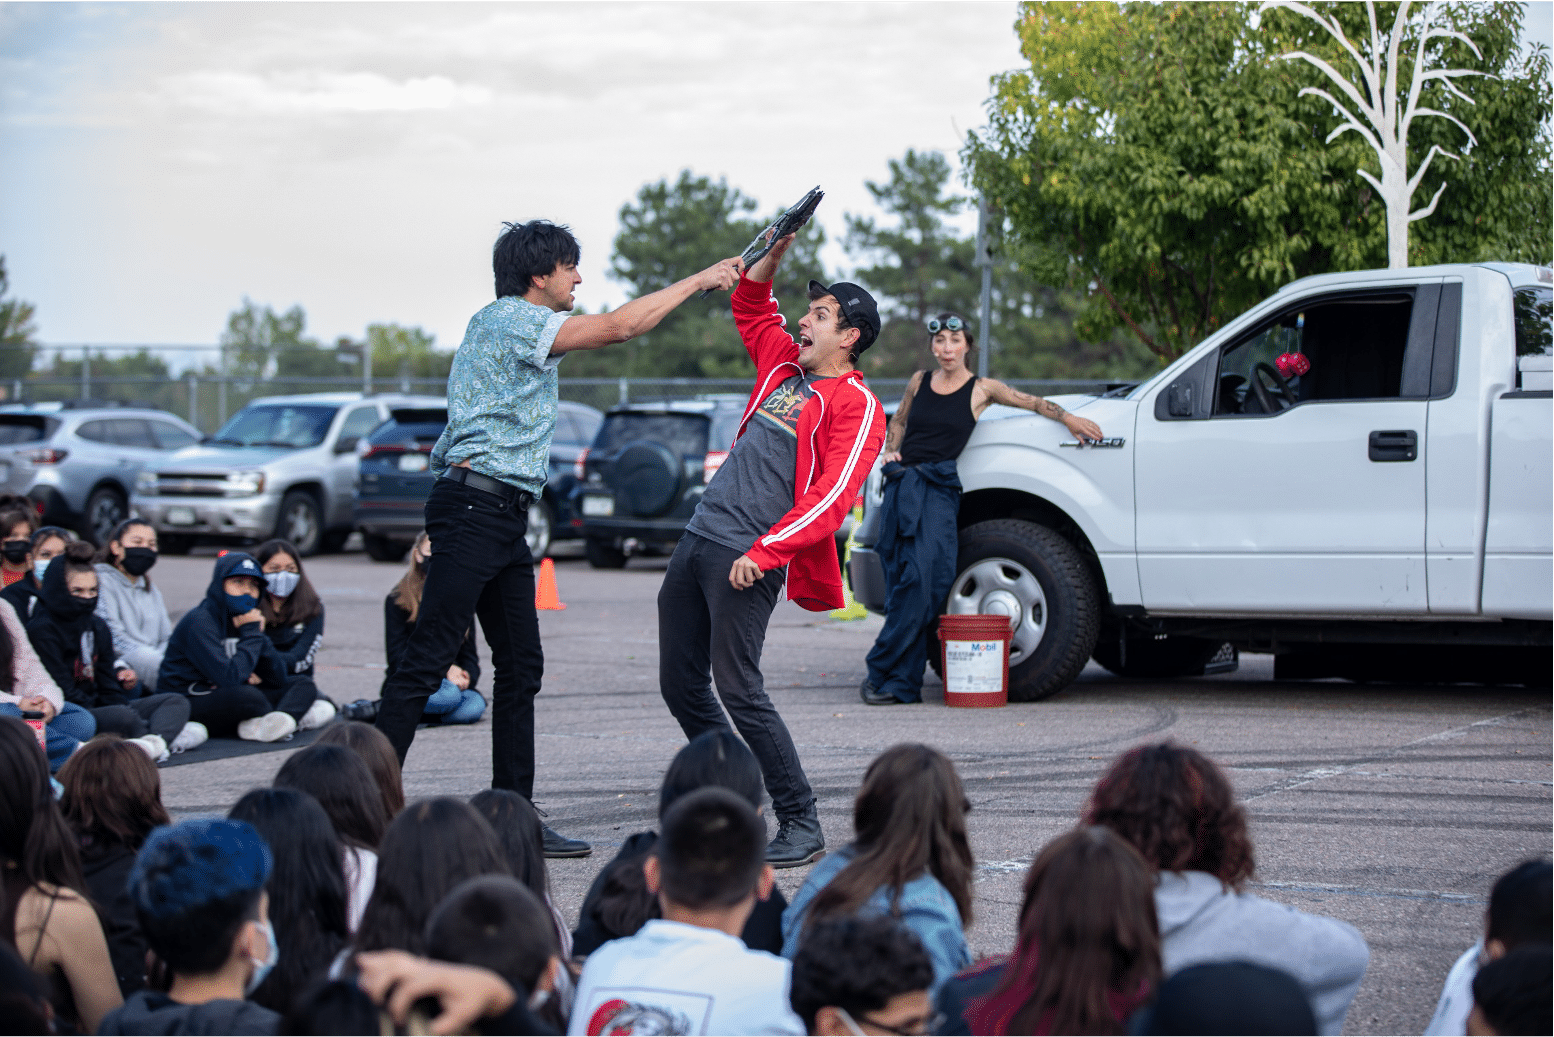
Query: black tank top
[[900, 372, 978, 465]]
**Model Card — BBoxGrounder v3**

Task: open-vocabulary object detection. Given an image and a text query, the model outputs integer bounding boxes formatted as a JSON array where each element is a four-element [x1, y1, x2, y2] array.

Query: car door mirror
[[1154, 351, 1216, 421], [335, 437, 359, 454], [1167, 384, 1193, 417]]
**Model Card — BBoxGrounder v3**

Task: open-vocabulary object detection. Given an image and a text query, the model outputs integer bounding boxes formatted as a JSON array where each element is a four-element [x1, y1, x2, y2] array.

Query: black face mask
[[1, 540, 29, 565], [120, 547, 158, 577], [60, 593, 97, 620]]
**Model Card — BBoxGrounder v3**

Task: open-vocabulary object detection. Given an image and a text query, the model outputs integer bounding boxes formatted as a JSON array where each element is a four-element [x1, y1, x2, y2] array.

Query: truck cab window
[[1513, 286, 1552, 357], [1214, 294, 1414, 415]]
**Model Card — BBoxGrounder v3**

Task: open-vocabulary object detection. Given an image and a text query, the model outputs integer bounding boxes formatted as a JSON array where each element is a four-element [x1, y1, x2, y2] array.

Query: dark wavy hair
[[967, 827, 1161, 1036], [274, 743, 389, 851], [789, 914, 935, 1033], [0, 715, 86, 895], [59, 736, 171, 849], [805, 744, 974, 932], [253, 539, 323, 628], [1083, 743, 1255, 888], [228, 788, 349, 1015], [494, 220, 580, 299]]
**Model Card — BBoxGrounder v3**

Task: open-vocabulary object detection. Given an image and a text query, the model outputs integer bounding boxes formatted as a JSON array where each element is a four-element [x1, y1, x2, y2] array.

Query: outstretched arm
[[550, 257, 743, 354], [980, 379, 1103, 443]]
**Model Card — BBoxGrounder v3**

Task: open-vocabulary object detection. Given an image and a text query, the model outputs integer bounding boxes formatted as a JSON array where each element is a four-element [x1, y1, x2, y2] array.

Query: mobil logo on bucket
[[937, 614, 1012, 708]]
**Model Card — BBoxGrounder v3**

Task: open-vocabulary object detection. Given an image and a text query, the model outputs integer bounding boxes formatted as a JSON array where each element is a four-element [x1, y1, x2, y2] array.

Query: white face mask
[[33, 559, 50, 584], [264, 571, 300, 598], [245, 919, 279, 996]]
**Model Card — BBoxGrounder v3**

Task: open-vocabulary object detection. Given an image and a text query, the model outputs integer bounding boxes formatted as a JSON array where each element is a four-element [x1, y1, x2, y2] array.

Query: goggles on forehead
[[927, 315, 966, 334]]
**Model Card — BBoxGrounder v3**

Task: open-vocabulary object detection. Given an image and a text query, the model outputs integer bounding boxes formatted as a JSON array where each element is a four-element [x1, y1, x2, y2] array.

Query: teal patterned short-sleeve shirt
[[431, 295, 569, 497]]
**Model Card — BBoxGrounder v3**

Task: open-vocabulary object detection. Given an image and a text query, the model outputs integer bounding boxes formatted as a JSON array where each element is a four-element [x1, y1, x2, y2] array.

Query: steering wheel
[[1249, 362, 1297, 413]]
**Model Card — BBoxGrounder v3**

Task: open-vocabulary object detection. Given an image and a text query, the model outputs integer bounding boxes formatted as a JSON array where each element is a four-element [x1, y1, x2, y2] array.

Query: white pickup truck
[[849, 262, 1552, 700]]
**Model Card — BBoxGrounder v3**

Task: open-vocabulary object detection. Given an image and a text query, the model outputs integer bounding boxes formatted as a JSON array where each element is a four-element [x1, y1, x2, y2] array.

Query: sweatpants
[[89, 693, 190, 744], [184, 674, 319, 738]]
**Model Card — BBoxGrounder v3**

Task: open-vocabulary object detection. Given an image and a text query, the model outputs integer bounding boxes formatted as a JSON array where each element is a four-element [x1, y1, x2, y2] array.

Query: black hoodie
[[25, 554, 127, 709], [156, 553, 280, 695], [98, 989, 281, 1035]]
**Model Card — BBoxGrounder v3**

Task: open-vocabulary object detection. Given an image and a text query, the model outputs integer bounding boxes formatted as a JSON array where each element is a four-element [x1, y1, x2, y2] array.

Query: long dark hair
[[228, 787, 350, 1016], [391, 532, 430, 624], [59, 736, 170, 849], [274, 744, 389, 851], [1083, 743, 1255, 888], [469, 790, 548, 902], [0, 716, 87, 897], [253, 539, 323, 627], [806, 744, 974, 931], [316, 720, 406, 820], [352, 797, 509, 957], [967, 827, 1161, 1036]]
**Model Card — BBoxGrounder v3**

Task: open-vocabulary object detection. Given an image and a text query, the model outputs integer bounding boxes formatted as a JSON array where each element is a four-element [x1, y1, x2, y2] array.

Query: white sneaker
[[128, 733, 169, 764], [169, 722, 208, 754], [298, 698, 337, 732], [237, 711, 298, 743]]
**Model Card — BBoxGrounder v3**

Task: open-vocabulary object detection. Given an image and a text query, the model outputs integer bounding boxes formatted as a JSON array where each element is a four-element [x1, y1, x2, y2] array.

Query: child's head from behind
[[1487, 858, 1551, 957], [316, 720, 405, 820], [129, 817, 272, 978], [274, 742, 389, 851], [789, 915, 934, 1036], [425, 875, 559, 997], [659, 729, 764, 819], [648, 787, 768, 913], [59, 735, 171, 848], [468, 789, 547, 899]]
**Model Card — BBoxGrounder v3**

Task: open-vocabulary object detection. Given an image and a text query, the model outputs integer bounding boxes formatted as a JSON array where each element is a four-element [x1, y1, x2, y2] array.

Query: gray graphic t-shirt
[[686, 373, 830, 554]]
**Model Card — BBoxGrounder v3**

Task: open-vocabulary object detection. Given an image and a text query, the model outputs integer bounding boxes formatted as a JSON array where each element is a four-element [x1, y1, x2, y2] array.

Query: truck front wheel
[[934, 519, 1100, 702]]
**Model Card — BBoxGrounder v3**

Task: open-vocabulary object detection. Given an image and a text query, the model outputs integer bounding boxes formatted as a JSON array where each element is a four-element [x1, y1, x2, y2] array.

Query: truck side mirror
[[1154, 351, 1217, 421]]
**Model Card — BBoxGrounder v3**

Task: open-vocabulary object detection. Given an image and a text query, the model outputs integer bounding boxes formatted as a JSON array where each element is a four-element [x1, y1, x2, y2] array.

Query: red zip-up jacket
[[732, 275, 886, 611]]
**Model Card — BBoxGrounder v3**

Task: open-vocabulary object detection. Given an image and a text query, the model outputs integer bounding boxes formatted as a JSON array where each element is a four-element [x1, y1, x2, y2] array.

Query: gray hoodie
[[94, 563, 173, 682], [1155, 871, 1369, 1036]]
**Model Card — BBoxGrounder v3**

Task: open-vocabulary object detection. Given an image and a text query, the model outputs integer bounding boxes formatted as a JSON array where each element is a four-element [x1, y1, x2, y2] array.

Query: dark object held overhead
[[698, 185, 824, 298]]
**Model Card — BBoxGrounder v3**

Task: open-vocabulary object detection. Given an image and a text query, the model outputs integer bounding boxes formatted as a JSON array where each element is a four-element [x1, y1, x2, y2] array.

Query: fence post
[[81, 347, 91, 401], [618, 376, 628, 406], [187, 372, 198, 427]]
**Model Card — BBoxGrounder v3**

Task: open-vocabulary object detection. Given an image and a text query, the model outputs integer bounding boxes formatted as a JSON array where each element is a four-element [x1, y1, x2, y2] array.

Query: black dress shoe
[[860, 680, 905, 706], [541, 825, 592, 858], [766, 807, 825, 869]]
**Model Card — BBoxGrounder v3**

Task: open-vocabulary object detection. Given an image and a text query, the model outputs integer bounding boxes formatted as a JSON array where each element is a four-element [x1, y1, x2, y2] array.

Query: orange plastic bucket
[[936, 614, 1012, 708]]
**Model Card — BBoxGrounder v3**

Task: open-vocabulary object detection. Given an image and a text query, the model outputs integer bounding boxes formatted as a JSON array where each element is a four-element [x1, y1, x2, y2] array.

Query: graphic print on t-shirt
[[585, 990, 706, 1035], [754, 375, 816, 437]]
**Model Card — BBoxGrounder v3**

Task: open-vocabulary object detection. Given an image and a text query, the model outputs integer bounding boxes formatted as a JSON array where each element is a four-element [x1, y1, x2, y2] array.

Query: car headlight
[[136, 470, 158, 495], [224, 471, 265, 497]]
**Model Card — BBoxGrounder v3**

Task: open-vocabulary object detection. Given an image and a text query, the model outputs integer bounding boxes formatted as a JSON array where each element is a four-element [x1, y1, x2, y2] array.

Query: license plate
[[581, 495, 614, 517], [165, 506, 197, 526], [398, 453, 429, 472]]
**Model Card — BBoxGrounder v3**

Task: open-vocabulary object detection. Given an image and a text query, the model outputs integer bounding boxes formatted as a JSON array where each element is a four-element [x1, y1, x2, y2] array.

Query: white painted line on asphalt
[[1251, 880, 1486, 904]]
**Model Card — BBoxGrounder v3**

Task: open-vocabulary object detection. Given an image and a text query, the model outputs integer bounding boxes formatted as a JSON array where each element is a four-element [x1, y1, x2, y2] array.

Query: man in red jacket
[[658, 233, 886, 867]]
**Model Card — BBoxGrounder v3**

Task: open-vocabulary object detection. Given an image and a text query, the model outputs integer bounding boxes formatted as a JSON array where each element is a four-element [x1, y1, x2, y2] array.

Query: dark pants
[[90, 693, 190, 744], [376, 477, 542, 797], [865, 461, 962, 702], [184, 675, 318, 738], [658, 532, 814, 820]]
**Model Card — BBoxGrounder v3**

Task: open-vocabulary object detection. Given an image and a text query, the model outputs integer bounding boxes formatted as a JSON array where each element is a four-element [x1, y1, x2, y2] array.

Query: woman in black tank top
[[861, 313, 1104, 706]]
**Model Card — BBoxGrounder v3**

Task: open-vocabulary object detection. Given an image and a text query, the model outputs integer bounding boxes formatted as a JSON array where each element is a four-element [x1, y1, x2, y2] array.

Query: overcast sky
[[2, 1, 1550, 355]]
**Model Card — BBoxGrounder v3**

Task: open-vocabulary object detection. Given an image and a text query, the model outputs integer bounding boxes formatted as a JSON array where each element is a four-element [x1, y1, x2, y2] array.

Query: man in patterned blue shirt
[[376, 220, 742, 857]]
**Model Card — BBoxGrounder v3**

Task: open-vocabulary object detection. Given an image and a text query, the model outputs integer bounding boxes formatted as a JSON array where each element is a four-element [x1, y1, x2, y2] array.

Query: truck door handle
[[1368, 430, 1418, 462]]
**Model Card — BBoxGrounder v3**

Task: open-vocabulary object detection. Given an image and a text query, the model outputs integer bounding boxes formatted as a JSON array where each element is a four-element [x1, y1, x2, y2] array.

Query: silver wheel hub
[[526, 501, 550, 556], [947, 557, 1047, 664]]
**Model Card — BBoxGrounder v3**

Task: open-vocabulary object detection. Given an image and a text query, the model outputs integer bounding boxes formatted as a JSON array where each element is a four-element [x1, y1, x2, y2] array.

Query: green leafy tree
[[965, 1, 1552, 363], [222, 299, 324, 384], [366, 323, 452, 384], [0, 256, 38, 382]]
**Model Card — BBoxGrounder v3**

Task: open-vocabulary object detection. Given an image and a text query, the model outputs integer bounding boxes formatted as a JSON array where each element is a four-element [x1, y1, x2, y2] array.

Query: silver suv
[[0, 404, 204, 544], [133, 392, 441, 556]]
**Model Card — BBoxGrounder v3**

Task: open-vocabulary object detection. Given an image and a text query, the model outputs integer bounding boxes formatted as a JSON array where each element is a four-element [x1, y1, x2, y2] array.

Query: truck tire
[[585, 536, 627, 569], [936, 519, 1100, 702], [83, 486, 127, 547], [276, 490, 323, 556], [1092, 631, 1228, 679], [363, 534, 408, 563], [526, 498, 553, 559], [159, 534, 194, 555]]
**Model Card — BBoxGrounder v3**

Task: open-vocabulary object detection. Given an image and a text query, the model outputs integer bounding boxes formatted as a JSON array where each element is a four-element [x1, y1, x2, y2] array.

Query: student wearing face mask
[[1, 525, 74, 622], [25, 543, 198, 761], [375, 531, 485, 727], [93, 519, 177, 694], [156, 552, 306, 742], [0, 504, 39, 588], [253, 539, 336, 732]]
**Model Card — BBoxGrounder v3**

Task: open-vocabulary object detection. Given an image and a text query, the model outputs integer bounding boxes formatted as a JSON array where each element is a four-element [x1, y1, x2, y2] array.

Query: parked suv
[[354, 400, 602, 561], [0, 403, 204, 544], [133, 392, 441, 556]]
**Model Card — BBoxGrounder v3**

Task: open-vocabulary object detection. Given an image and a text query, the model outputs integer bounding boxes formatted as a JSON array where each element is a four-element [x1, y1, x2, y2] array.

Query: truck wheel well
[[959, 488, 1108, 602]]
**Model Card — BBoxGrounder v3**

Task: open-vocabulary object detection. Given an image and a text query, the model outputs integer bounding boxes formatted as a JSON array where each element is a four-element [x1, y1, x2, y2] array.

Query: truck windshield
[[211, 405, 338, 448]]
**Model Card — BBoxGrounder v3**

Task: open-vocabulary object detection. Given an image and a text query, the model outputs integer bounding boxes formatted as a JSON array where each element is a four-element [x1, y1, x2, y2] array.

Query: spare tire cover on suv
[[613, 441, 683, 517]]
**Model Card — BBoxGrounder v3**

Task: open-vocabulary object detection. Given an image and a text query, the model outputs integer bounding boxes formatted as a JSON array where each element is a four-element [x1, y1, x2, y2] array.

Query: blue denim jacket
[[780, 846, 972, 995]]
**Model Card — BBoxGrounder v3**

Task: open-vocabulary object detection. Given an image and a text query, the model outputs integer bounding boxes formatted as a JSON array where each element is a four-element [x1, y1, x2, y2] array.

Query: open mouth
[[799, 333, 814, 349]]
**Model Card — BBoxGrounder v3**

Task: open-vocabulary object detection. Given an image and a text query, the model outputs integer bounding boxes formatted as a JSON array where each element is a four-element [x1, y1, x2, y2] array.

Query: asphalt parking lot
[[151, 547, 1551, 1036]]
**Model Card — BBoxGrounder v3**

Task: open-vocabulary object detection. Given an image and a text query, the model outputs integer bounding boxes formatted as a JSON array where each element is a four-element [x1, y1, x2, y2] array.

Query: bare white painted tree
[[1260, 0, 1492, 268]]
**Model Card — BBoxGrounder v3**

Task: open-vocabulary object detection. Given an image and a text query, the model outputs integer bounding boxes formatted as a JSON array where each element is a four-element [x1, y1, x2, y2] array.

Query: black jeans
[[184, 675, 318, 737], [376, 477, 542, 797], [90, 693, 190, 744], [658, 533, 815, 820]]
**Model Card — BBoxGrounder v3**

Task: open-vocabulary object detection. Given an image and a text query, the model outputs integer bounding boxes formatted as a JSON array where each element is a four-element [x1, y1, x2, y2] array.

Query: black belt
[[440, 467, 534, 508]]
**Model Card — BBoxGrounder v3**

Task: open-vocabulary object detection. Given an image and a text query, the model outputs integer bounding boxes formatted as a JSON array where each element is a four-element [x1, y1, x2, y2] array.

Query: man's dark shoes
[[766, 807, 824, 869], [541, 825, 592, 859], [860, 680, 908, 706]]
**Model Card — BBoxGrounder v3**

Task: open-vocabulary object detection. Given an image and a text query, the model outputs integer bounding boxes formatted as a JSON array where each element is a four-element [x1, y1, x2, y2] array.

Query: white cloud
[[159, 70, 494, 114]]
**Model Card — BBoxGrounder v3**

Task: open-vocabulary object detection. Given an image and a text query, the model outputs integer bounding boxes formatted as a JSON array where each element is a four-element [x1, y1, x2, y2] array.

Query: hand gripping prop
[[698, 185, 823, 298]]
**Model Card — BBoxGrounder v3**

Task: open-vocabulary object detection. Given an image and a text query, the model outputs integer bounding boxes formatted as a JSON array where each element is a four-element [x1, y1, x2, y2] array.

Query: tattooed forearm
[[1032, 396, 1067, 420]]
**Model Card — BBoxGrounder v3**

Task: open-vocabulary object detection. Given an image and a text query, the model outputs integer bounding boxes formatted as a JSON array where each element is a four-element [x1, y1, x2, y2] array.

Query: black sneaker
[[860, 680, 903, 706], [766, 807, 824, 869], [541, 825, 592, 859], [340, 699, 379, 722]]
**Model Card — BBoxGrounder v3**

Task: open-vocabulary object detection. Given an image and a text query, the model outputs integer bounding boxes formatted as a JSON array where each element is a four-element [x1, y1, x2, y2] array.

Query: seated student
[[253, 539, 335, 732], [937, 827, 1160, 1036], [1426, 859, 1551, 1035], [100, 817, 281, 1036], [27, 545, 198, 761], [0, 715, 123, 1033], [383, 533, 486, 726], [58, 736, 172, 998], [274, 743, 389, 933], [317, 719, 406, 821], [1, 524, 73, 622], [94, 519, 176, 692], [156, 551, 304, 742], [781, 744, 973, 993], [0, 504, 38, 589], [573, 729, 790, 956], [426, 874, 569, 1032], [789, 915, 934, 1037], [1469, 944, 1551, 1037], [0, 595, 96, 773], [471, 789, 573, 958], [1131, 961, 1318, 1035], [1085, 742, 1370, 1036], [570, 788, 805, 1036]]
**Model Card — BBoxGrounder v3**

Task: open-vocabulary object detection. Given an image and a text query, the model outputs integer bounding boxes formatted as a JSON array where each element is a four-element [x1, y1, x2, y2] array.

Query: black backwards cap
[[808, 280, 880, 355]]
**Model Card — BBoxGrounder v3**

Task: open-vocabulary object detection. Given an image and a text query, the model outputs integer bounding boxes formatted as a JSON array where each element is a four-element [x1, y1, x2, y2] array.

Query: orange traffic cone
[[535, 557, 567, 610]]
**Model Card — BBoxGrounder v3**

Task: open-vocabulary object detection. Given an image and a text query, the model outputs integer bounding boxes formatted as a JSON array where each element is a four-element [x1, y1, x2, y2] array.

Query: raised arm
[[979, 379, 1103, 443], [549, 257, 743, 354], [880, 370, 924, 464]]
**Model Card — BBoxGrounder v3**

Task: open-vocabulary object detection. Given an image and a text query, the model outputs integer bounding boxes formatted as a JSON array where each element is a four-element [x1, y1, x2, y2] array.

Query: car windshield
[[211, 405, 337, 448]]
